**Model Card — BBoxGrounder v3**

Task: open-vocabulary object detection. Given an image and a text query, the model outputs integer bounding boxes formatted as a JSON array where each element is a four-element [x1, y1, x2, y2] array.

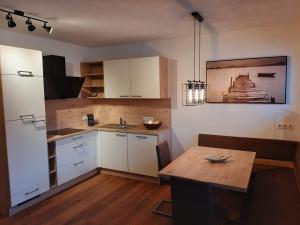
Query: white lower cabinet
[[56, 131, 97, 185], [5, 118, 50, 206], [128, 134, 158, 177], [100, 131, 128, 172]]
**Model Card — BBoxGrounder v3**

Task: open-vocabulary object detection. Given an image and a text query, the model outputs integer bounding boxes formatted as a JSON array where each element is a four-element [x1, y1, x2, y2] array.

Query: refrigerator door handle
[[20, 114, 35, 120], [18, 71, 33, 77]]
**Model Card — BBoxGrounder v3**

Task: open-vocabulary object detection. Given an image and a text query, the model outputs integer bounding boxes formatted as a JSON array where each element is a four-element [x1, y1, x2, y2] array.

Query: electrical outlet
[[82, 115, 87, 121], [277, 123, 295, 130]]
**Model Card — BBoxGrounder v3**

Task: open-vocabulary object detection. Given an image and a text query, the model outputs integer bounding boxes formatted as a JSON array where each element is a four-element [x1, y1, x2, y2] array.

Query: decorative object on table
[[182, 12, 206, 106], [144, 120, 162, 130], [205, 155, 232, 163], [206, 56, 287, 104], [0, 8, 53, 33]]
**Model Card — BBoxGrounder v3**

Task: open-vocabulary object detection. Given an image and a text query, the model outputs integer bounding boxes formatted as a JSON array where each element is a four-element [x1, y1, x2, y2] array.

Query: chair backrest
[[198, 133, 297, 161], [156, 141, 171, 170]]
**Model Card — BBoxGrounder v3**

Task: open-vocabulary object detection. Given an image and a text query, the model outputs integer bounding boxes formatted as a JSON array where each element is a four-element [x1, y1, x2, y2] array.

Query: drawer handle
[[136, 135, 148, 139], [73, 144, 84, 149], [116, 134, 126, 137], [73, 160, 84, 166], [73, 136, 83, 141], [18, 71, 33, 77], [25, 188, 39, 196], [31, 119, 45, 123], [120, 95, 129, 98], [20, 114, 35, 120], [132, 95, 142, 98]]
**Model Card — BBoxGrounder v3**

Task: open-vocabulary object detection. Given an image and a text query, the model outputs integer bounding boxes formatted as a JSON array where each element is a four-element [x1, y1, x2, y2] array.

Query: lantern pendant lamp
[[182, 12, 206, 106]]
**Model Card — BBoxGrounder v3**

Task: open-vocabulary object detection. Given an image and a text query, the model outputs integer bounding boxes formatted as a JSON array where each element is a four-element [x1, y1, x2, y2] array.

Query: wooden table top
[[159, 146, 256, 192]]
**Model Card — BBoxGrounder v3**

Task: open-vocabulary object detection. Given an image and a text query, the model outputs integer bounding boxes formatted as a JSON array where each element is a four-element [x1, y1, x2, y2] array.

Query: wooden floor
[[0, 174, 172, 225]]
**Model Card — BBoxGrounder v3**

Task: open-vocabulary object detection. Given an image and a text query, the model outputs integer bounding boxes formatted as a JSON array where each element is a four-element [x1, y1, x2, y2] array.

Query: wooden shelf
[[49, 169, 56, 174], [49, 154, 56, 159], [80, 61, 104, 99]]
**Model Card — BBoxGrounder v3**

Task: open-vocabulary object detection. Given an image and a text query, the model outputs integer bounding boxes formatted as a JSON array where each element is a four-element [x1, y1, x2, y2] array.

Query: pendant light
[[182, 12, 206, 106]]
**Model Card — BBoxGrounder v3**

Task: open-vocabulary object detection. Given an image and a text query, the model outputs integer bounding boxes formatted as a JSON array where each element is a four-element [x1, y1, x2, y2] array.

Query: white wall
[[0, 28, 91, 76], [88, 23, 300, 158]]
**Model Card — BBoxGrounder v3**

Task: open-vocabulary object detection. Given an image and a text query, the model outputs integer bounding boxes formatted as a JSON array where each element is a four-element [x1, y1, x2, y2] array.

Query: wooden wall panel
[[93, 98, 171, 127], [45, 98, 94, 131]]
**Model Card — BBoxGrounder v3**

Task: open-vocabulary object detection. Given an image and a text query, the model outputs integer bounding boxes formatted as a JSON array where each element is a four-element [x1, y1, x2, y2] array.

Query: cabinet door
[[101, 131, 128, 172], [1, 75, 46, 122], [5, 118, 49, 206], [128, 134, 158, 177], [0, 45, 43, 76], [104, 59, 130, 98], [130, 57, 160, 98]]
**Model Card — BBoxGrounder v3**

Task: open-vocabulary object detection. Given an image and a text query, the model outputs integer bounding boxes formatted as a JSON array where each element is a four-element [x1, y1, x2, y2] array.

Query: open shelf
[[80, 61, 104, 98], [48, 142, 57, 189]]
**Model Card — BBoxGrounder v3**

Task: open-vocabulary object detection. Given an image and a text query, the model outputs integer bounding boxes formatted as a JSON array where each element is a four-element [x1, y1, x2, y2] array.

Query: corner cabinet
[[103, 56, 168, 99]]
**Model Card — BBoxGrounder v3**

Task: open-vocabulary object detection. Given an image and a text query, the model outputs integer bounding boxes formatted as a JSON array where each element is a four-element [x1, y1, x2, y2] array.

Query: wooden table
[[159, 146, 256, 225]]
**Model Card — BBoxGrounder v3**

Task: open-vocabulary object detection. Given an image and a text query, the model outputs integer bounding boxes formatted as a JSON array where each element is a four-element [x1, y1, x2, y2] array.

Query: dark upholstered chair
[[152, 141, 172, 217]]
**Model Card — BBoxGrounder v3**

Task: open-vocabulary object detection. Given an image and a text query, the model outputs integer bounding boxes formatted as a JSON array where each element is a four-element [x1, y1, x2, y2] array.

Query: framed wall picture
[[206, 56, 287, 104]]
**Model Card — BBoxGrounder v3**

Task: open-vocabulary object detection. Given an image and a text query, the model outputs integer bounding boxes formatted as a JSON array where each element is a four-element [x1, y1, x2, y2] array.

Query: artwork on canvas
[[206, 56, 287, 104]]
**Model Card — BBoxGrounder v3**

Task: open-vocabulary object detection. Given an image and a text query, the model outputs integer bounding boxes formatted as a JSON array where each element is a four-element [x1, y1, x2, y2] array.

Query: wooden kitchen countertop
[[47, 124, 171, 143]]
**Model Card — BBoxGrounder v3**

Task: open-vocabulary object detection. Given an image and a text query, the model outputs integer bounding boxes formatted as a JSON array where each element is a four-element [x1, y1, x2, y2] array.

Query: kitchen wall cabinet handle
[[18, 71, 33, 77], [73, 144, 84, 149], [132, 95, 142, 98], [73, 136, 83, 141], [120, 95, 129, 98], [116, 134, 126, 137], [136, 135, 148, 139], [73, 160, 84, 166], [24, 188, 39, 196], [32, 119, 45, 123], [20, 114, 35, 120]]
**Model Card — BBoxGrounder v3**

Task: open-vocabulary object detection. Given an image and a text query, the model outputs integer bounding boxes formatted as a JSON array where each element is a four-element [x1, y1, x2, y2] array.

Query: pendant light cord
[[198, 21, 201, 82], [193, 17, 196, 82]]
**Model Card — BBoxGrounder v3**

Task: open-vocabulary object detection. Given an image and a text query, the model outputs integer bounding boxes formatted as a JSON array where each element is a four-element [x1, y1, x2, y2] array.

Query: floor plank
[[0, 174, 172, 225]]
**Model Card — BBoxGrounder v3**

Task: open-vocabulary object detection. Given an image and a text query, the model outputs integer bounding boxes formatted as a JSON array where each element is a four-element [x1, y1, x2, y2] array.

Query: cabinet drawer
[[57, 157, 96, 185], [56, 131, 97, 147], [1, 75, 46, 122], [0, 45, 43, 76], [11, 181, 49, 207], [56, 137, 96, 168]]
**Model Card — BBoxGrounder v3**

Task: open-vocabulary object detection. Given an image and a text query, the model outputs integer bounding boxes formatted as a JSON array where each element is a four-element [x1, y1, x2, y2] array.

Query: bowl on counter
[[143, 120, 162, 130]]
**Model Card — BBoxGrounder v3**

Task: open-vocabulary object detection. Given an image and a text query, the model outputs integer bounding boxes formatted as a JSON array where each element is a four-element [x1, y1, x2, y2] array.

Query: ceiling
[[0, 0, 300, 47]]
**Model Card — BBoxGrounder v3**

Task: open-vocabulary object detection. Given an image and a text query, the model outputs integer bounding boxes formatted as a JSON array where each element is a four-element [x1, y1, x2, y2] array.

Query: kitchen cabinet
[[103, 59, 130, 98], [103, 56, 168, 99], [56, 131, 97, 185], [100, 131, 128, 172], [5, 119, 49, 206], [0, 45, 49, 208], [128, 134, 158, 177]]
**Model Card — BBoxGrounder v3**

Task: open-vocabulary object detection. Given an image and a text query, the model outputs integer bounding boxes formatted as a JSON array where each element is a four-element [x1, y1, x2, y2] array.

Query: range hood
[[43, 55, 85, 100]]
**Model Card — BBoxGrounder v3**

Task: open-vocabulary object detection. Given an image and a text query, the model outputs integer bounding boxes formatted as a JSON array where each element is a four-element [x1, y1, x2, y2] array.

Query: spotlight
[[6, 13, 16, 28], [43, 22, 53, 34], [26, 18, 35, 31]]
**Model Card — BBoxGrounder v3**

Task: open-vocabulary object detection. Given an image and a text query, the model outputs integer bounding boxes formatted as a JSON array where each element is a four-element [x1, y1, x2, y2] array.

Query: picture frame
[[206, 56, 287, 104]]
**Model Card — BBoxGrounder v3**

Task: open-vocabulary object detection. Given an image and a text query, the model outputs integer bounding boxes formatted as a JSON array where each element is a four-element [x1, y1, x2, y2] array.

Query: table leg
[[170, 177, 215, 225]]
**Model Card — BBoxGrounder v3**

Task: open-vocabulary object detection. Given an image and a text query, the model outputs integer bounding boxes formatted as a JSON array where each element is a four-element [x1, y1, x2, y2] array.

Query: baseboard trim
[[100, 169, 160, 184]]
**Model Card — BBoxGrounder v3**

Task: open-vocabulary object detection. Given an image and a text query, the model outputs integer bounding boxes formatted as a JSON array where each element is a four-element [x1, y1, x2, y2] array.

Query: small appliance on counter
[[87, 114, 95, 127]]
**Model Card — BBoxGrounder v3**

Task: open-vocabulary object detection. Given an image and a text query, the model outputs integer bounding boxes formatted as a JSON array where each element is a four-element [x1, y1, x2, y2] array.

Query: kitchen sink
[[47, 128, 86, 136], [99, 124, 137, 130]]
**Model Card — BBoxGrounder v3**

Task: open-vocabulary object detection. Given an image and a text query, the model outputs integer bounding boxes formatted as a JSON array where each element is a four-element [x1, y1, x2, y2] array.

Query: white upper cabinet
[[130, 57, 160, 98], [0, 45, 43, 76], [103, 56, 167, 99], [1, 75, 46, 122], [104, 59, 130, 98]]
